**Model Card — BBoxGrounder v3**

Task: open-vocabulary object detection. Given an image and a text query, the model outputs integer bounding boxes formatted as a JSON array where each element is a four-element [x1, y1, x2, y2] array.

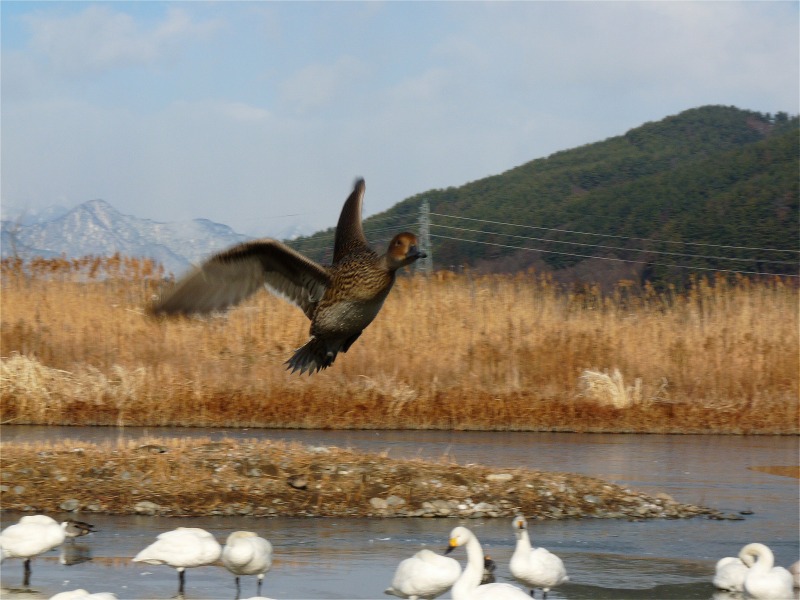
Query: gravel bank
[[0, 437, 739, 521]]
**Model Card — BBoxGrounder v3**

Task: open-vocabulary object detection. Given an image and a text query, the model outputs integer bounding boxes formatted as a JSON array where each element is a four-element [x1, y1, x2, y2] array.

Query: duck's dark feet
[[286, 338, 337, 375]]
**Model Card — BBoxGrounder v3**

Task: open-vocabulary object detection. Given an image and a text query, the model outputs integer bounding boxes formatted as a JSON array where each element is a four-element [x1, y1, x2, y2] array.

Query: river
[[1, 427, 798, 599]]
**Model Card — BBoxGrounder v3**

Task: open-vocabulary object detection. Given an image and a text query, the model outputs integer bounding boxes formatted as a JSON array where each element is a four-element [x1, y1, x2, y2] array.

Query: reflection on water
[[59, 543, 93, 566], [1, 428, 798, 599]]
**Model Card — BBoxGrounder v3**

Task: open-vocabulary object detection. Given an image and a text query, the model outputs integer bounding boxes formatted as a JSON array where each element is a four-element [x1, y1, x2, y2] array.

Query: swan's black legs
[[23, 558, 32, 586]]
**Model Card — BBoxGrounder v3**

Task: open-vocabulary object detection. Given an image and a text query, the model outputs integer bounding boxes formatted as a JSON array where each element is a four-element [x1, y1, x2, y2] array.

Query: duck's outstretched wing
[[333, 178, 369, 263], [149, 239, 330, 318]]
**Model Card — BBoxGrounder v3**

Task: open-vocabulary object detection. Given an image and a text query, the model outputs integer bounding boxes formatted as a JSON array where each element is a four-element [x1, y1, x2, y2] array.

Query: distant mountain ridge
[[1, 199, 251, 275], [287, 105, 799, 286], [3, 105, 798, 286]]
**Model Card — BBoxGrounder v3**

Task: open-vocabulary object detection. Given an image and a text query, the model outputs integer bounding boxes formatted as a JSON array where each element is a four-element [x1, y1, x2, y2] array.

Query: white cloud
[[219, 101, 271, 123], [386, 67, 451, 106], [278, 55, 369, 114], [2, 1, 797, 239], [169, 99, 271, 123], [23, 6, 220, 75], [459, 2, 798, 107]]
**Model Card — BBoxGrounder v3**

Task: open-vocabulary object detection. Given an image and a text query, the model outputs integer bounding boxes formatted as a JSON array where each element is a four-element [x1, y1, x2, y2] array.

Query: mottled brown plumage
[[149, 178, 426, 374]]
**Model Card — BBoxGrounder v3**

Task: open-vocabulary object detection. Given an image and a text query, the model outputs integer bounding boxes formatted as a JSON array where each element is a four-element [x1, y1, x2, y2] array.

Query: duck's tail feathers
[[285, 338, 336, 375]]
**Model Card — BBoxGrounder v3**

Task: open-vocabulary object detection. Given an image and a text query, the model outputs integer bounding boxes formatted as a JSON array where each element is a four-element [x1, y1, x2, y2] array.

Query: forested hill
[[287, 106, 798, 286]]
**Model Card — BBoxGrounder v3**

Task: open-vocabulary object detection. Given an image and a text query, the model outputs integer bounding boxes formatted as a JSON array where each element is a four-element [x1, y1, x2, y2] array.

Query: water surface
[[1, 427, 797, 599]]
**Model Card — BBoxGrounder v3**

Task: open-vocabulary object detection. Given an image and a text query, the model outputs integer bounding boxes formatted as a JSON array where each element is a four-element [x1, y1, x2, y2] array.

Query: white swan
[[133, 527, 222, 594], [509, 515, 568, 599], [385, 548, 461, 599], [222, 531, 274, 597], [445, 526, 530, 600], [713, 555, 750, 592], [739, 542, 794, 599], [0, 514, 66, 586], [49, 590, 117, 600]]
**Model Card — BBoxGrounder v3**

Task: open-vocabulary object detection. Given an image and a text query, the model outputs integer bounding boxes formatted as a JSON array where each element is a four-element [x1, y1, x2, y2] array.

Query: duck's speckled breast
[[313, 296, 388, 336], [311, 250, 396, 336]]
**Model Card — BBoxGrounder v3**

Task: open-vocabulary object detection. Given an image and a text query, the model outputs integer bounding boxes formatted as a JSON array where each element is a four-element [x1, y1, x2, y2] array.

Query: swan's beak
[[444, 541, 456, 555]]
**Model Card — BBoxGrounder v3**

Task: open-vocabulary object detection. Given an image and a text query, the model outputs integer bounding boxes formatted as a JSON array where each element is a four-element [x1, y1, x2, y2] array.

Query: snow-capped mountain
[[1, 199, 254, 275], [6, 204, 72, 226]]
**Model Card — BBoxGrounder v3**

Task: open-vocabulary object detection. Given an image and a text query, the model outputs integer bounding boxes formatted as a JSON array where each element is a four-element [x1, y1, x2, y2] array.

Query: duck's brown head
[[386, 232, 426, 270]]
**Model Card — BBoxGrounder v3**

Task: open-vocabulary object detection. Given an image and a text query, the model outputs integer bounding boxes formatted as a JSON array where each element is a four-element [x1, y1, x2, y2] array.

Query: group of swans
[[386, 516, 568, 600], [386, 519, 799, 600], [713, 542, 797, 599], [133, 527, 273, 596], [4, 512, 799, 599], [0, 516, 274, 598], [2, 512, 565, 599]]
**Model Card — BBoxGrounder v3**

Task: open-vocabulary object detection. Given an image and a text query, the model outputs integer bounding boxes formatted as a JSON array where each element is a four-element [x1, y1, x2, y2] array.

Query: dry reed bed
[[1, 257, 798, 433], [0, 438, 725, 519]]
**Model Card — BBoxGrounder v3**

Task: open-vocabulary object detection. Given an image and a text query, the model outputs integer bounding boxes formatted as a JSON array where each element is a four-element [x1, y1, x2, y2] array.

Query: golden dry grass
[[1, 256, 798, 433]]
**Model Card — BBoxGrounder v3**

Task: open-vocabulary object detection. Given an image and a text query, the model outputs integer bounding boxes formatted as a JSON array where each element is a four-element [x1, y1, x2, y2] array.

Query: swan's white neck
[[516, 527, 532, 551], [452, 534, 486, 600], [748, 546, 775, 574]]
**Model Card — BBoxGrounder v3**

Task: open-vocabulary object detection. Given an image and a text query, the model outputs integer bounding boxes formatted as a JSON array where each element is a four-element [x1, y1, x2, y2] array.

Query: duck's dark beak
[[409, 245, 427, 259]]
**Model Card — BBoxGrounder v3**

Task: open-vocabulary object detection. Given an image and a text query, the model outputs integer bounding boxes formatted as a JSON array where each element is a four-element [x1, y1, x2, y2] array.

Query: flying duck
[[149, 178, 426, 374]]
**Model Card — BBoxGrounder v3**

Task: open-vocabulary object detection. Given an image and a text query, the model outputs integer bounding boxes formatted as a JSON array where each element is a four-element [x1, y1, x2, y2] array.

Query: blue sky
[[2, 1, 798, 237]]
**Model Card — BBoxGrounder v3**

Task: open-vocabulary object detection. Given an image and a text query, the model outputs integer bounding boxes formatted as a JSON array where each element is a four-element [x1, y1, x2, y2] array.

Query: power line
[[429, 233, 799, 278], [280, 206, 797, 277], [429, 212, 799, 254], [430, 223, 796, 265]]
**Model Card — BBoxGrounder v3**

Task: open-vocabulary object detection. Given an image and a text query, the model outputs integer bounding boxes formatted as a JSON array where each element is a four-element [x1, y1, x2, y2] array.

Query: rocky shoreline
[[0, 437, 741, 521]]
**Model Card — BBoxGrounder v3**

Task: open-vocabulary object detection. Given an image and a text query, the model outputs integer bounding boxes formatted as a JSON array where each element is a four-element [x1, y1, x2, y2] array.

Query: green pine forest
[[287, 106, 799, 287]]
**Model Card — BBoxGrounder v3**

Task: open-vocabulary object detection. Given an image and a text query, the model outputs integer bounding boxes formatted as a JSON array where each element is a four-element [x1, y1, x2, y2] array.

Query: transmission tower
[[418, 199, 433, 274]]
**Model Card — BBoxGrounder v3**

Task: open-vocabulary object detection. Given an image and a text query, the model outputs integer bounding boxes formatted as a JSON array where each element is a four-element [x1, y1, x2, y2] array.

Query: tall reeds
[[1, 256, 797, 433]]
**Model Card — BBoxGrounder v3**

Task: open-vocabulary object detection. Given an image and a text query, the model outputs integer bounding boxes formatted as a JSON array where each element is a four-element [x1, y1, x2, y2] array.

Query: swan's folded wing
[[0, 523, 31, 548], [149, 239, 330, 317]]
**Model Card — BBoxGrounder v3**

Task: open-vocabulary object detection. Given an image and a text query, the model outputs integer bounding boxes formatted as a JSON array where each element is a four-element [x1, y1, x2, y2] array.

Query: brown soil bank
[[0, 438, 738, 521]]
